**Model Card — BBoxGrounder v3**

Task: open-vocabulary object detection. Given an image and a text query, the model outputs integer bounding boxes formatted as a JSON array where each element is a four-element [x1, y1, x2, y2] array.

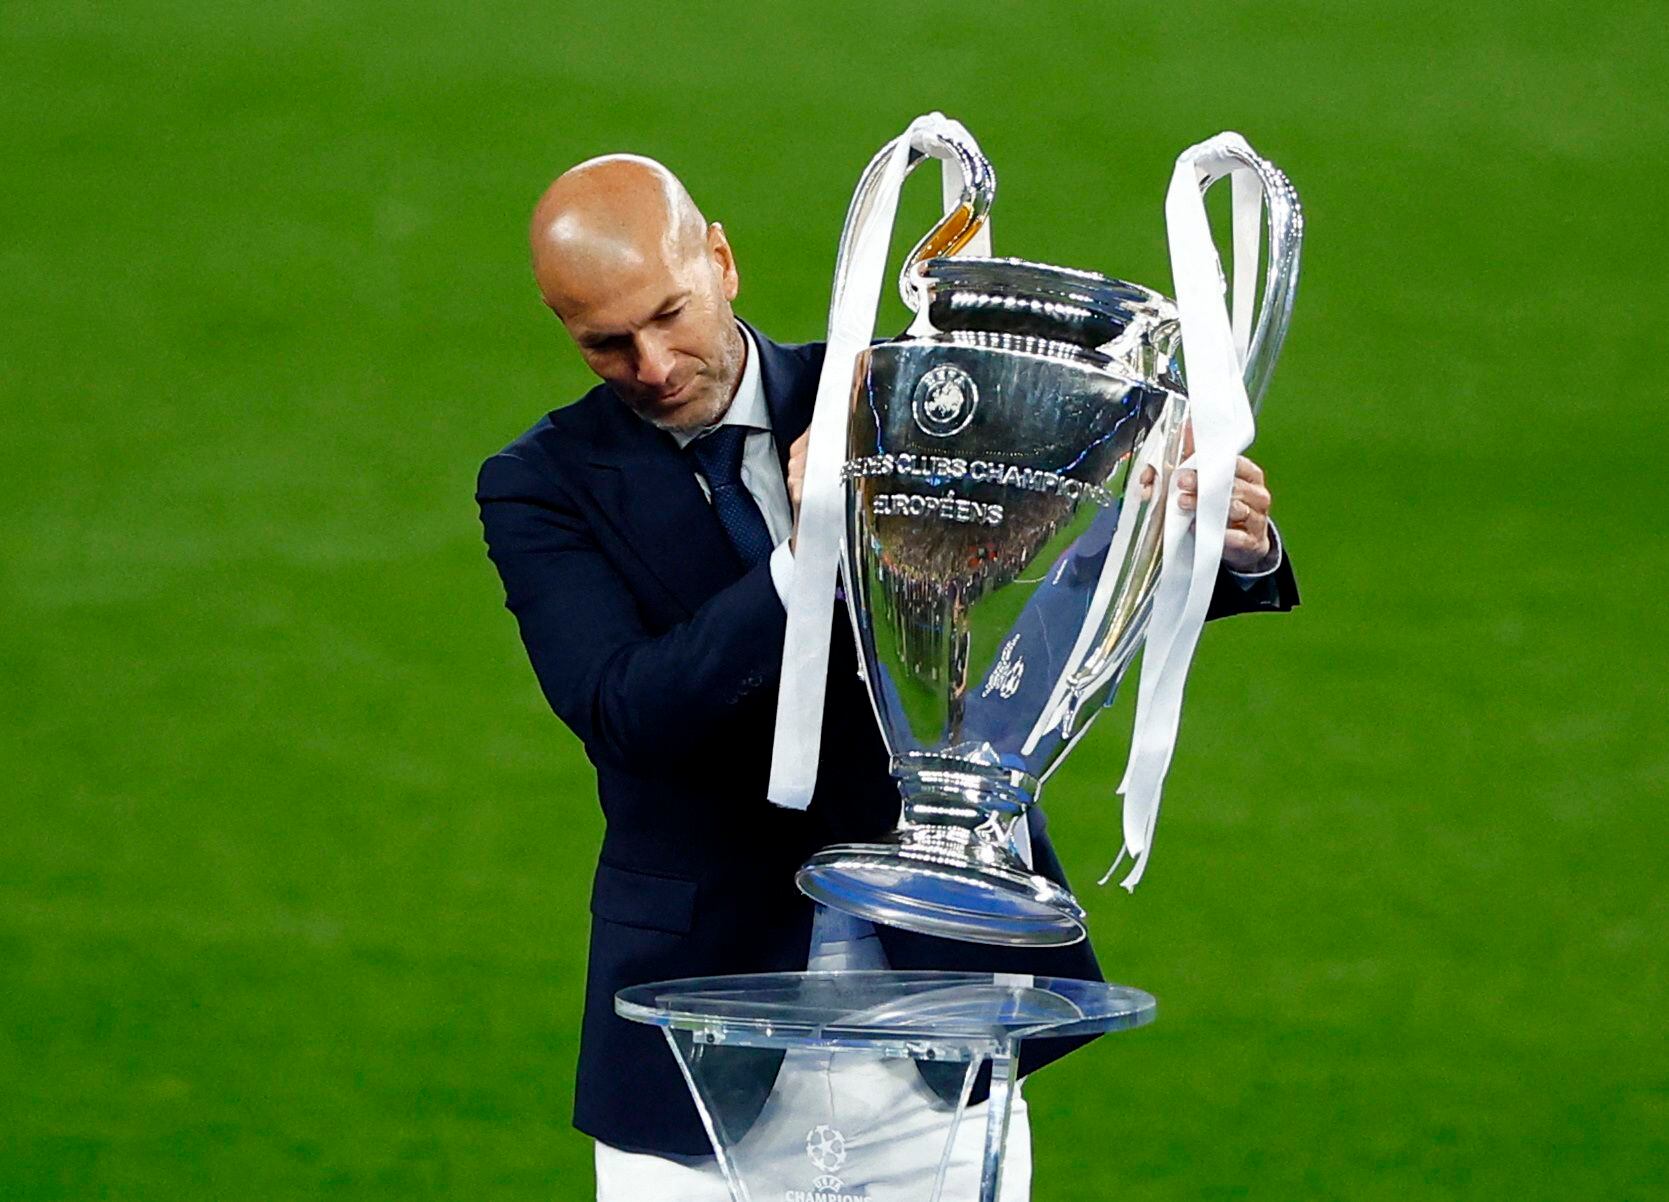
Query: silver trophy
[[794, 125, 1303, 946]]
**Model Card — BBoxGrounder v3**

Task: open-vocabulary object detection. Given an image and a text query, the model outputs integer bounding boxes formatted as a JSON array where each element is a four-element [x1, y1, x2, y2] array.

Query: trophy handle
[[822, 116, 995, 322], [1034, 145, 1304, 749], [896, 131, 995, 309], [1193, 144, 1304, 412]]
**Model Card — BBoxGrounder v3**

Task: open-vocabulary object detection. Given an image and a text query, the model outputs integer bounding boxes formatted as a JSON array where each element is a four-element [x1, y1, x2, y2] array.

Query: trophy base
[[797, 826, 1087, 947]]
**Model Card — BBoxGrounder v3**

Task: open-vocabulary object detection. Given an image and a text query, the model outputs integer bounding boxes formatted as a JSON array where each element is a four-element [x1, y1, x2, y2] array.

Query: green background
[[4, 2, 1664, 1198]]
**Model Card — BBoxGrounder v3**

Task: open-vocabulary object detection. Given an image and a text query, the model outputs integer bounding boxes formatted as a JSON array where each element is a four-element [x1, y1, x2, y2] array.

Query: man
[[476, 154, 1298, 1199]]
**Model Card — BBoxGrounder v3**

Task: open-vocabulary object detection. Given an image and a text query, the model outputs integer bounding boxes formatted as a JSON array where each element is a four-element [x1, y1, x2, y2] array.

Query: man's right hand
[[787, 430, 809, 552]]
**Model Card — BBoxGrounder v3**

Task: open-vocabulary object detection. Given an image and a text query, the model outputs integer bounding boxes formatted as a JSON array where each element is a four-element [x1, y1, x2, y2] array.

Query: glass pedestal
[[616, 970, 1155, 1202]]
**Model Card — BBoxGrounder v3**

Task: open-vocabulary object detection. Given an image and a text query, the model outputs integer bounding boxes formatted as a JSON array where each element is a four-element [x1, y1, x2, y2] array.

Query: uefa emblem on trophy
[[766, 115, 1305, 947]]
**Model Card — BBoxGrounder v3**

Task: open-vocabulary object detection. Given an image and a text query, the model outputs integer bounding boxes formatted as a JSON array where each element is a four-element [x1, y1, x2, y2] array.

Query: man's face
[[551, 225, 744, 433]]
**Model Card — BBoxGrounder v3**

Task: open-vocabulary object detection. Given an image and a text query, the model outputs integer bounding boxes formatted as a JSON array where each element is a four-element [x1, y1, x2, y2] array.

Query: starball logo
[[911, 364, 979, 438], [783, 1126, 875, 1202]]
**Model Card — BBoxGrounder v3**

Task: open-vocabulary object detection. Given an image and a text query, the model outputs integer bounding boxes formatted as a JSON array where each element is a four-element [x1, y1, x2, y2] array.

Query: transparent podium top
[[616, 970, 1155, 1056]]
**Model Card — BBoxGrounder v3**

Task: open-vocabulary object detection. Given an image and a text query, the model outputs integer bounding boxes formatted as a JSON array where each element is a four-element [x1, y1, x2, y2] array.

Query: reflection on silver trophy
[[794, 122, 1303, 946]]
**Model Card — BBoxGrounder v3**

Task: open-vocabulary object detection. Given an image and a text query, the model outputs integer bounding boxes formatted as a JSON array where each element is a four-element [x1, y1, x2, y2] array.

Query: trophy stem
[[896, 753, 1036, 827], [797, 760, 1086, 947]]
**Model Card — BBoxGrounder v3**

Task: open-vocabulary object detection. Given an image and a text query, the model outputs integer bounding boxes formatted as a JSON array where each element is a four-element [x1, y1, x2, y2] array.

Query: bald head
[[529, 155, 745, 432], [530, 155, 708, 310]]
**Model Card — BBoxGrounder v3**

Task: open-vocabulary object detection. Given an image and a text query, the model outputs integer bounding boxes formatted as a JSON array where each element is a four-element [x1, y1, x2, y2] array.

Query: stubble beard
[[642, 321, 747, 435]]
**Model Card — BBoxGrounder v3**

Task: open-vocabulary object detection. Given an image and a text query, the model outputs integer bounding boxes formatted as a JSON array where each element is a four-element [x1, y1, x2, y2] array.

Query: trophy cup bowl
[[796, 256, 1189, 946]]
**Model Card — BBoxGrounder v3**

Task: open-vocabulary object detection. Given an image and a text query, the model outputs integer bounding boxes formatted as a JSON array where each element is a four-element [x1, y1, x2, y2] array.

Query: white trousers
[[595, 1080, 1030, 1201]]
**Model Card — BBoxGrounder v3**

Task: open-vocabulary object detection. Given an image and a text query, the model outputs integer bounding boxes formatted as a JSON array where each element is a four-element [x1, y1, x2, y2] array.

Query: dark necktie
[[688, 425, 774, 569]]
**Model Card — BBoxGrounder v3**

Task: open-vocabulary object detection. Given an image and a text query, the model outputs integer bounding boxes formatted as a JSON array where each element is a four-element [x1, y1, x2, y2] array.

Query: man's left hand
[[1177, 455, 1276, 573]]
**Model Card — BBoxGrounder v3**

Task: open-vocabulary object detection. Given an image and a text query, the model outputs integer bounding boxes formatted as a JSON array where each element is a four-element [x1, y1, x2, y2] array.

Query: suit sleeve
[[1206, 542, 1300, 621], [476, 450, 787, 773]]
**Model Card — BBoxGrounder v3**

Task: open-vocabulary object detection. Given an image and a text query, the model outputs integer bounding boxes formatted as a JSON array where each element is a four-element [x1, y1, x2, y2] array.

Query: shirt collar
[[667, 322, 767, 449]]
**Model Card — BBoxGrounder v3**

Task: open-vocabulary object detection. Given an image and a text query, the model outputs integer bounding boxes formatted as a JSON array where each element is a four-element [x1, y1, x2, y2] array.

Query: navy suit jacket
[[475, 324, 1299, 1156]]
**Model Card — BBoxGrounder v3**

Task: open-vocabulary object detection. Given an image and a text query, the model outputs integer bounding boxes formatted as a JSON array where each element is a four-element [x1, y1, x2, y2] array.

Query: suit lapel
[[580, 396, 742, 615], [748, 321, 819, 475]]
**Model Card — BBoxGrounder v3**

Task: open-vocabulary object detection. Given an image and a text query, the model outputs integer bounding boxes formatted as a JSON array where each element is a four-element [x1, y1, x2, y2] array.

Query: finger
[[1176, 469, 1197, 495], [1182, 422, 1195, 458], [1240, 508, 1268, 543], [1235, 455, 1265, 486], [1232, 478, 1272, 516], [1222, 527, 1268, 560], [1224, 500, 1271, 532]]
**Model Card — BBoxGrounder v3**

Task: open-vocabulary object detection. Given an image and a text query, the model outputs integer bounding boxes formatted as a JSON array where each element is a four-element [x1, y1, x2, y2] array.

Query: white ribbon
[[1108, 132, 1269, 889], [767, 113, 987, 810]]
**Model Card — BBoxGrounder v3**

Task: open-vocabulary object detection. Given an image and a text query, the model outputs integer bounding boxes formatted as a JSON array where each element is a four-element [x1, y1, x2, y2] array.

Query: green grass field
[[3, 2, 1664, 1198]]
